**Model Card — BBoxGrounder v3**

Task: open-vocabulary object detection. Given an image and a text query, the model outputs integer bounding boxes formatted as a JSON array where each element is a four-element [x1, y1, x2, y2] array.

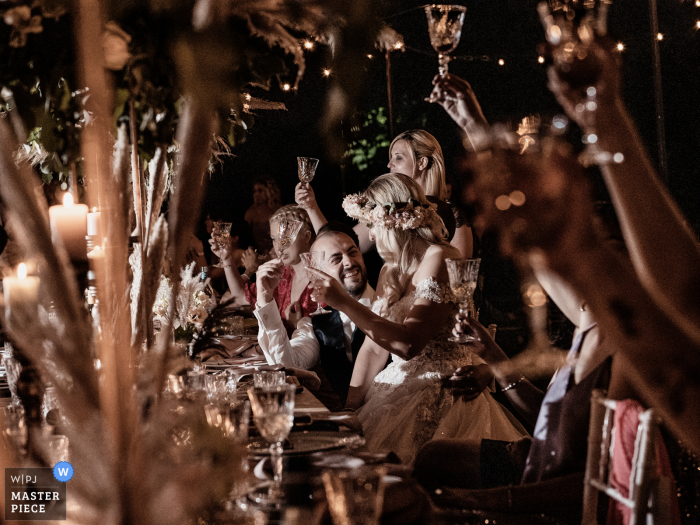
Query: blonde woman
[[296, 131, 473, 259], [213, 204, 318, 335], [306, 173, 524, 463]]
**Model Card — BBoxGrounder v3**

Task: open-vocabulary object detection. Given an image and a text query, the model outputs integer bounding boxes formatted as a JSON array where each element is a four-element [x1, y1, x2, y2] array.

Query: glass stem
[[270, 441, 283, 485]]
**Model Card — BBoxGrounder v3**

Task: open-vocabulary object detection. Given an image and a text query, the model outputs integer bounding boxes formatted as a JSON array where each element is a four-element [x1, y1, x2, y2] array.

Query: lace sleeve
[[415, 277, 456, 304]]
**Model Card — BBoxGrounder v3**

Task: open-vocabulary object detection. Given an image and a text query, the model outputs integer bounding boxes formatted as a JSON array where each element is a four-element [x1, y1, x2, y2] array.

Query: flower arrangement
[[342, 193, 439, 231], [153, 262, 214, 343]]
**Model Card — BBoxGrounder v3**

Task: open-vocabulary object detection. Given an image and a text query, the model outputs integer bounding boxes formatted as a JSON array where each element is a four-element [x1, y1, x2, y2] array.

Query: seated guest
[[306, 173, 525, 464], [254, 222, 374, 409], [212, 204, 318, 335]]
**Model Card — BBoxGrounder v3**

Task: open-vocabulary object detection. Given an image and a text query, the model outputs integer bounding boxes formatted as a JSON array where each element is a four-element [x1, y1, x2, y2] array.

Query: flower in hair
[[342, 193, 438, 231]]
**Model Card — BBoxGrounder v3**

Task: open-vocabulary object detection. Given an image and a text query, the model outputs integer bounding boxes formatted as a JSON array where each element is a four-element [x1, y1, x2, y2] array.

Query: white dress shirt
[[254, 286, 374, 369]]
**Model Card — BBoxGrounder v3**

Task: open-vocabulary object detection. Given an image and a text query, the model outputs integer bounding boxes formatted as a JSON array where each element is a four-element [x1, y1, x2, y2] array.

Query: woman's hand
[[442, 363, 493, 401], [256, 259, 284, 306], [429, 74, 488, 135], [241, 247, 263, 275], [295, 182, 318, 211], [546, 37, 622, 131], [209, 233, 233, 264], [452, 313, 502, 362], [305, 266, 351, 311]]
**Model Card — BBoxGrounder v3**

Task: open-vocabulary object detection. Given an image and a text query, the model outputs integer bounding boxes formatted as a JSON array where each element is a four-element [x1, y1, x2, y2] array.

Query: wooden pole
[[648, 0, 668, 182], [129, 99, 145, 244]]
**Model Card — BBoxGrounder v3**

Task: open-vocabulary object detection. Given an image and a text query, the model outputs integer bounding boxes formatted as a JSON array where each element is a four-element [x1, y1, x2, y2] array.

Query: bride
[[307, 173, 526, 463]]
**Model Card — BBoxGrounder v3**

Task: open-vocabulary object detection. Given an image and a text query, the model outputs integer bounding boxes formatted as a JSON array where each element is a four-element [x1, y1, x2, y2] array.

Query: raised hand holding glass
[[300, 251, 331, 316]]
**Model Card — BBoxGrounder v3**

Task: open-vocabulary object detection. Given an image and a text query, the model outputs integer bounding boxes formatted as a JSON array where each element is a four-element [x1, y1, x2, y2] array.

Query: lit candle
[[49, 193, 88, 261], [3, 263, 39, 325], [87, 208, 102, 238]]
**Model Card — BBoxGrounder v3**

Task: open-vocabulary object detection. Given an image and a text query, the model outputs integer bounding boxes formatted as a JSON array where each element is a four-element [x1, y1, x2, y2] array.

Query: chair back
[[582, 389, 672, 525]]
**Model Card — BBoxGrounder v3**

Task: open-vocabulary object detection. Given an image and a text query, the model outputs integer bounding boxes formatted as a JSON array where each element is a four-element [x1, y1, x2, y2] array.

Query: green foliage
[[345, 106, 391, 172]]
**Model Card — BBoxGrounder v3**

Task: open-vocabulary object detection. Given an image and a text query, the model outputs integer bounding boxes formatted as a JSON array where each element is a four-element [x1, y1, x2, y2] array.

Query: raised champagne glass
[[446, 258, 481, 343], [247, 384, 296, 505], [538, 0, 614, 166], [425, 5, 467, 78], [211, 221, 232, 268], [300, 251, 331, 316]]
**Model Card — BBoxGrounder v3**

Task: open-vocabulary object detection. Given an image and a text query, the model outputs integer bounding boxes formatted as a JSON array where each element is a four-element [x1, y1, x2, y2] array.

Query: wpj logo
[[5, 467, 68, 521]]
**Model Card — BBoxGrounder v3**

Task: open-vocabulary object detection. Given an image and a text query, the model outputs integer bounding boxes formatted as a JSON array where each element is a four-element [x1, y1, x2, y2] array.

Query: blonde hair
[[364, 173, 449, 304], [269, 204, 316, 246], [390, 130, 447, 200], [254, 179, 282, 210]]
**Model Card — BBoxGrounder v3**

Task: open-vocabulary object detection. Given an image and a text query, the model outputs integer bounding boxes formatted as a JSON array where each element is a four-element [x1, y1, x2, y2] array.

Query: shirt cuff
[[254, 299, 281, 331]]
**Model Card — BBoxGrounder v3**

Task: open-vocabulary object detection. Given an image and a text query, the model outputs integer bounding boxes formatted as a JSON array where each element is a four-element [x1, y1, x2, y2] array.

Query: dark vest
[[311, 308, 365, 409]]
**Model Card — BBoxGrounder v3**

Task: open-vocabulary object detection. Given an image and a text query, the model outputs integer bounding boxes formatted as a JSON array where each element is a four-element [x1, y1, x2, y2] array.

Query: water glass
[[254, 370, 286, 389], [205, 374, 229, 402], [322, 466, 387, 525], [1, 405, 27, 458], [46, 435, 69, 465], [187, 370, 207, 392]]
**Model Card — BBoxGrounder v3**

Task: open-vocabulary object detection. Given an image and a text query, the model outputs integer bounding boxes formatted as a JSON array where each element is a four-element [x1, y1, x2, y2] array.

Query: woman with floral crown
[[306, 173, 526, 463]]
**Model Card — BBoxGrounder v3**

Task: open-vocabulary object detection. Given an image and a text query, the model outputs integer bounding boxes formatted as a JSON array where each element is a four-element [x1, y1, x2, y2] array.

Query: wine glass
[[425, 5, 467, 77], [538, 0, 614, 166], [247, 384, 296, 505], [211, 221, 232, 268], [275, 219, 304, 258], [297, 157, 319, 206], [300, 251, 331, 316], [446, 258, 481, 343]]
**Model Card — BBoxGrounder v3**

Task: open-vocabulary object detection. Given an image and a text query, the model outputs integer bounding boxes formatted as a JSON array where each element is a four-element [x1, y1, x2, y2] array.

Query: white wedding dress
[[356, 278, 527, 464]]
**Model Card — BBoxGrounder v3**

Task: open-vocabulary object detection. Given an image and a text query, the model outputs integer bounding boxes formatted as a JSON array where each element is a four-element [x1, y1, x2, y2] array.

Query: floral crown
[[342, 193, 439, 230]]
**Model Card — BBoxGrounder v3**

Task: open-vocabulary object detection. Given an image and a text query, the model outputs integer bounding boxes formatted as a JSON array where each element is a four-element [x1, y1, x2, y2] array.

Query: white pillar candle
[[3, 263, 39, 325], [49, 193, 88, 261], [87, 209, 102, 237]]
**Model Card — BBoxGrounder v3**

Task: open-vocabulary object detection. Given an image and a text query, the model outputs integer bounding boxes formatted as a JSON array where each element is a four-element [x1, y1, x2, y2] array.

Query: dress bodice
[[369, 277, 474, 385], [357, 277, 526, 464]]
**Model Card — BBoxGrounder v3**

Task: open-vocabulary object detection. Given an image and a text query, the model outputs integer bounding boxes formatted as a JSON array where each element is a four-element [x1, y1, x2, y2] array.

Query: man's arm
[[254, 299, 320, 369]]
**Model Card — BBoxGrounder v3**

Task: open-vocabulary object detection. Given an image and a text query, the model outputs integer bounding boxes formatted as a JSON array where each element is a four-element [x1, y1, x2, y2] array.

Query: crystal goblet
[[446, 258, 481, 343]]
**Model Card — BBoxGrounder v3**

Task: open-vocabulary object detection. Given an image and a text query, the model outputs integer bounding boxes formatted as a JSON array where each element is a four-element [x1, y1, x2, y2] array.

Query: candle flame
[[63, 192, 74, 207], [18, 263, 27, 279]]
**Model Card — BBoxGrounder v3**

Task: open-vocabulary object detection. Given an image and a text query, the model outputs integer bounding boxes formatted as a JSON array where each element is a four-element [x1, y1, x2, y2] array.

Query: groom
[[254, 222, 374, 410]]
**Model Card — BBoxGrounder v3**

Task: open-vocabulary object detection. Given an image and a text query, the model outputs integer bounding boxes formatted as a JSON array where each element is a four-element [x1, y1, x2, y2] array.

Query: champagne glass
[[211, 221, 232, 268], [248, 384, 296, 505], [300, 251, 331, 316], [538, 0, 614, 166], [297, 157, 319, 206], [425, 5, 467, 77], [275, 219, 304, 258], [446, 258, 481, 343]]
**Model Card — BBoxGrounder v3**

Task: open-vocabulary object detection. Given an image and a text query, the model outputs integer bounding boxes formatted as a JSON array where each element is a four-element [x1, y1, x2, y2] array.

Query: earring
[[580, 302, 587, 312]]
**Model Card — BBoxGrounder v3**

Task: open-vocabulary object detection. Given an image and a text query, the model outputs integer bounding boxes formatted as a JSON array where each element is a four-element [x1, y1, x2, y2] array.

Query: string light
[[696, 0, 700, 7], [538, 56, 545, 63], [617, 42, 624, 51], [394, 42, 403, 50], [367, 54, 373, 59], [303, 40, 314, 50], [323, 68, 331, 77], [282, 83, 291, 91], [244, 93, 251, 101], [657, 33, 664, 41], [498, 58, 505, 66], [696, 21, 700, 30]]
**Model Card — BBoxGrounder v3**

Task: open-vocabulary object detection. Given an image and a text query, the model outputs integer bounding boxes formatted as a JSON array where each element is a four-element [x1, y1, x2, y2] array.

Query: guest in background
[[245, 178, 280, 254], [212, 204, 318, 335]]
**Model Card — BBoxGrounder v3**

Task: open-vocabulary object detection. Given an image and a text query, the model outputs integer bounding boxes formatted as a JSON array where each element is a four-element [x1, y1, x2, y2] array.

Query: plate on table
[[247, 431, 365, 457]]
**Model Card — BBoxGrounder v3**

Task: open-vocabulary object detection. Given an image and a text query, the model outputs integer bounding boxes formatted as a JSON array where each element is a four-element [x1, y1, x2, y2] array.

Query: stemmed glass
[[297, 157, 319, 206], [275, 219, 304, 258], [211, 221, 232, 268], [300, 251, 331, 316], [538, 0, 613, 166], [247, 384, 296, 505], [446, 258, 481, 343], [425, 5, 467, 78]]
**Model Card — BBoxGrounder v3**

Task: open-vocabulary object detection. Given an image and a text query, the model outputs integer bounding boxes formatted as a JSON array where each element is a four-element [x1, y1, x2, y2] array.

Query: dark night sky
[[203, 0, 700, 233]]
